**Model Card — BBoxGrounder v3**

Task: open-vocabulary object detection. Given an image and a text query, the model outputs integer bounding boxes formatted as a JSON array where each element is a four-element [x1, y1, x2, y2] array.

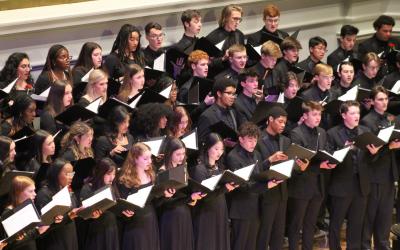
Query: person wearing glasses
[[143, 22, 165, 69], [206, 4, 245, 53], [353, 52, 381, 90], [297, 36, 328, 75], [197, 78, 244, 143], [247, 3, 289, 46], [215, 44, 248, 86], [35, 44, 72, 94]]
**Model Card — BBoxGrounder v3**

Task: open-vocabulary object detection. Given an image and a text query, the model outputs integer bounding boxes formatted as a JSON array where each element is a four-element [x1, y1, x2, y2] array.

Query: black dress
[[117, 182, 160, 250], [94, 134, 134, 167], [190, 163, 230, 250], [35, 186, 79, 250], [158, 186, 194, 250], [79, 183, 120, 250]]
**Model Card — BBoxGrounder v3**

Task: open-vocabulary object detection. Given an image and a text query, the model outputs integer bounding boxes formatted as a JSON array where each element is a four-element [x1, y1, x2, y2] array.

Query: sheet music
[[2, 203, 40, 237], [31, 87, 51, 102], [129, 93, 143, 108], [254, 44, 262, 56], [181, 130, 198, 150], [270, 159, 294, 178], [215, 40, 225, 50], [277, 92, 285, 103], [126, 185, 153, 208], [81, 186, 114, 208], [391, 80, 400, 94], [338, 85, 358, 101], [81, 68, 94, 82], [332, 147, 351, 162], [159, 84, 172, 98], [143, 137, 165, 156], [1, 78, 17, 94], [201, 174, 222, 191], [85, 97, 102, 114], [233, 163, 255, 181], [41, 186, 71, 214], [153, 53, 165, 71], [377, 125, 395, 143]]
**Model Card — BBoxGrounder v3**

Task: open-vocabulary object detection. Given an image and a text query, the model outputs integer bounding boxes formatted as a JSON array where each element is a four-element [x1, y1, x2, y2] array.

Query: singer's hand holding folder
[[78, 186, 116, 220], [40, 186, 72, 225]]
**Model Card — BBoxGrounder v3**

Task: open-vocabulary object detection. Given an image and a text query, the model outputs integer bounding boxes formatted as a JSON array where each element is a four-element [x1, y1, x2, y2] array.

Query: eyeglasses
[[223, 91, 237, 97], [232, 17, 242, 23], [149, 33, 165, 39]]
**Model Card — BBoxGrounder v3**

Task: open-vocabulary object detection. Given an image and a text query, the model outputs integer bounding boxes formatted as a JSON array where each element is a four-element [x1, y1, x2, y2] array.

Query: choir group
[[0, 3, 400, 250]]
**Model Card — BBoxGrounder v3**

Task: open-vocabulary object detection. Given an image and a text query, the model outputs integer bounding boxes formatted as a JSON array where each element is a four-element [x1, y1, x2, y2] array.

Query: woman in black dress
[[191, 133, 237, 250], [35, 45, 72, 94], [117, 142, 173, 250], [35, 158, 80, 250], [79, 158, 120, 250], [1, 176, 49, 250], [104, 24, 146, 81], [40, 79, 73, 135], [59, 121, 94, 162], [116, 64, 145, 103], [94, 106, 134, 166], [158, 138, 204, 250]]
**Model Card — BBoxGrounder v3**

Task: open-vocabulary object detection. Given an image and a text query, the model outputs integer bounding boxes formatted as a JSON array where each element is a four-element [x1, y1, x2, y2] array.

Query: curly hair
[[0, 52, 34, 86], [131, 103, 173, 138], [60, 121, 94, 160]]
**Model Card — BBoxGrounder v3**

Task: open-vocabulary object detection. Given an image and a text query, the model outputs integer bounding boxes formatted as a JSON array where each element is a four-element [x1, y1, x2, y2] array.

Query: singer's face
[[373, 92, 388, 114], [342, 106, 360, 128], [303, 110, 321, 128], [284, 79, 300, 99], [19, 184, 36, 203], [261, 54, 277, 69], [59, 163, 74, 188], [268, 116, 287, 134], [171, 148, 186, 167], [239, 136, 258, 152], [103, 169, 116, 185], [240, 76, 258, 96], [338, 64, 354, 86]]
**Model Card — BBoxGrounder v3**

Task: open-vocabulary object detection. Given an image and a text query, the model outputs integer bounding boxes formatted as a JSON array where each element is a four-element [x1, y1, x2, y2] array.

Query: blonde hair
[[10, 176, 35, 208], [228, 44, 246, 57], [60, 121, 94, 159], [86, 69, 108, 102], [362, 52, 380, 66], [118, 143, 155, 188], [313, 63, 333, 76], [261, 41, 282, 58], [218, 4, 243, 27]]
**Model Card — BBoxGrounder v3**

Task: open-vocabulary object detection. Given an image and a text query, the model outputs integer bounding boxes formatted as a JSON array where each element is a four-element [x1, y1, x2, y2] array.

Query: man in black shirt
[[327, 100, 376, 250], [256, 106, 309, 250], [143, 22, 165, 68], [247, 3, 289, 46], [331, 61, 355, 97], [297, 36, 327, 74], [215, 44, 248, 86], [174, 9, 202, 55], [234, 69, 262, 121], [360, 86, 400, 250], [226, 122, 264, 250], [327, 25, 359, 74], [353, 52, 380, 90]]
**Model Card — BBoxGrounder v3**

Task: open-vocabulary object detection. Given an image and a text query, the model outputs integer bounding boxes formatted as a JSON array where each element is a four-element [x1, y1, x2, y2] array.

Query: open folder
[[253, 159, 295, 181], [153, 165, 188, 196], [40, 186, 72, 225], [353, 125, 394, 148], [112, 185, 154, 214], [284, 143, 316, 161], [78, 186, 116, 220], [313, 147, 351, 165], [1, 199, 41, 243]]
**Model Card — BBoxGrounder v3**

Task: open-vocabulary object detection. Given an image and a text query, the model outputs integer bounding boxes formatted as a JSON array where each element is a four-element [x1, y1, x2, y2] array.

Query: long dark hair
[[91, 158, 117, 190], [73, 42, 102, 71], [111, 24, 145, 66], [163, 138, 186, 170], [45, 79, 73, 116], [106, 105, 130, 143], [32, 130, 52, 164], [42, 44, 72, 82], [7, 94, 35, 136], [198, 133, 224, 169], [46, 158, 69, 192], [0, 52, 34, 86]]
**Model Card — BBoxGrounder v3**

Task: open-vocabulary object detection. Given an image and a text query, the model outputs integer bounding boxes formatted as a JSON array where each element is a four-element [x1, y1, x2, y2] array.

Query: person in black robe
[[327, 25, 359, 76], [246, 3, 289, 46], [297, 36, 327, 74], [287, 101, 336, 250], [326, 101, 376, 250], [59, 121, 94, 162], [358, 15, 400, 80], [353, 52, 381, 90], [225, 122, 264, 250], [214, 44, 248, 87], [234, 69, 262, 122], [197, 78, 244, 140], [35, 159, 80, 250], [79, 158, 120, 250], [331, 62, 356, 97], [272, 37, 302, 88], [174, 10, 202, 55], [191, 133, 237, 250], [360, 86, 400, 250], [206, 4, 245, 53], [143, 22, 166, 69]]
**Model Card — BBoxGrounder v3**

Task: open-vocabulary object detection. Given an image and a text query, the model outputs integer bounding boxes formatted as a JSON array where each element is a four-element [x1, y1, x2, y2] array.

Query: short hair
[[309, 36, 327, 48], [261, 40, 282, 58], [362, 52, 380, 66], [263, 4, 280, 19], [280, 37, 302, 52], [212, 78, 236, 98], [267, 106, 288, 120], [228, 44, 246, 57], [283, 71, 300, 89], [370, 85, 388, 100], [188, 50, 209, 65], [238, 68, 259, 83], [340, 100, 360, 114], [373, 15, 395, 30], [145, 22, 162, 35], [181, 9, 201, 28], [340, 25, 359, 37], [338, 61, 354, 73], [238, 122, 261, 138], [302, 100, 323, 113], [218, 4, 243, 27], [313, 63, 333, 76]]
